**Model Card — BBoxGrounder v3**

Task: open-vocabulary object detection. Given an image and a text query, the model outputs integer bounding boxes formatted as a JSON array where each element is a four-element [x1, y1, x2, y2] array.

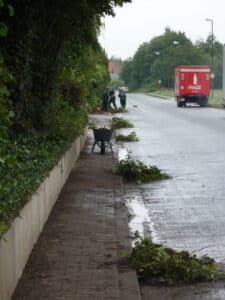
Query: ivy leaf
[[8, 4, 14, 16], [0, 22, 8, 37], [8, 110, 14, 118]]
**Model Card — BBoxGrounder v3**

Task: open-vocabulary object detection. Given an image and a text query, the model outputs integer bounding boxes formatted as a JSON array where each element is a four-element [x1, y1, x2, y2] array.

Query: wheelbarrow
[[91, 128, 114, 154]]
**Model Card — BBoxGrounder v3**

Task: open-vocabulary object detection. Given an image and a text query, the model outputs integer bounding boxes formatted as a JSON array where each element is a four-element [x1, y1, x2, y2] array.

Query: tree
[[195, 36, 223, 89], [0, 1, 14, 140], [1, 0, 131, 132], [121, 28, 221, 90]]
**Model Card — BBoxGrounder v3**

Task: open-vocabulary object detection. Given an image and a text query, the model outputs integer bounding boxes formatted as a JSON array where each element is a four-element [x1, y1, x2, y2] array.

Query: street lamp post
[[153, 41, 180, 89], [151, 51, 161, 87], [205, 18, 214, 98]]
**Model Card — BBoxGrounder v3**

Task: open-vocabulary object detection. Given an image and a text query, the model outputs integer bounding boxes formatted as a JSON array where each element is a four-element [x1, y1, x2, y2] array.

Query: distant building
[[108, 60, 122, 80]]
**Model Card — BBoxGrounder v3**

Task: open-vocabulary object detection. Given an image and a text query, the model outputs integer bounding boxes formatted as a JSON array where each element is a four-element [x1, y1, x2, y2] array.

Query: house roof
[[108, 61, 122, 74]]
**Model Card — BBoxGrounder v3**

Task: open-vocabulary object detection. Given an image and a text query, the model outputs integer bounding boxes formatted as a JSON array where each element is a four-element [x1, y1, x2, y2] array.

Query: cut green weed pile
[[112, 117, 134, 129], [114, 159, 169, 183], [116, 131, 139, 142], [130, 238, 219, 285]]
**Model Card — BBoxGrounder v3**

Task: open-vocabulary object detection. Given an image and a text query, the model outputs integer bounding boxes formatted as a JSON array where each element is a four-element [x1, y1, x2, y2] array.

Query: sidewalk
[[12, 114, 141, 300]]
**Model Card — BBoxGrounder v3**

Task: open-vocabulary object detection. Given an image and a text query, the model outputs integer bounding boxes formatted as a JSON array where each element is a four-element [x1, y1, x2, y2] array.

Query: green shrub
[[112, 117, 134, 129], [130, 238, 217, 284], [48, 97, 88, 140], [0, 96, 88, 238], [0, 99, 12, 142], [115, 131, 139, 142], [114, 159, 169, 183], [0, 54, 14, 142]]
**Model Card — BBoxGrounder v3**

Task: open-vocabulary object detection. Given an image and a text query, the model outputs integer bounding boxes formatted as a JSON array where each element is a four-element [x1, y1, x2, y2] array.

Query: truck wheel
[[176, 98, 182, 107], [199, 97, 207, 107]]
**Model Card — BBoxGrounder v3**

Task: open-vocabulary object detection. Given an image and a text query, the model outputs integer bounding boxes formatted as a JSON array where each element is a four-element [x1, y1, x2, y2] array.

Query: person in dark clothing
[[108, 88, 117, 109], [119, 91, 127, 109], [102, 89, 109, 111]]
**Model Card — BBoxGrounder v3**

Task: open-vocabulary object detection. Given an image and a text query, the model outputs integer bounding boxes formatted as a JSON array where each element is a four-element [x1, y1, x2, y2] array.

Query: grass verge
[[208, 90, 223, 108], [141, 88, 224, 108]]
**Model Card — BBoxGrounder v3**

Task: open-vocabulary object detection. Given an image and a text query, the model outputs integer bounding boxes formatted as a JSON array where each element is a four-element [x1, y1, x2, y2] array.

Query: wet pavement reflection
[[121, 94, 225, 299]]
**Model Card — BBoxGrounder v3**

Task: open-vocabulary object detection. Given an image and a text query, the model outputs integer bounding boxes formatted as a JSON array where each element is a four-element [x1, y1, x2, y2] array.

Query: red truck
[[174, 65, 211, 107]]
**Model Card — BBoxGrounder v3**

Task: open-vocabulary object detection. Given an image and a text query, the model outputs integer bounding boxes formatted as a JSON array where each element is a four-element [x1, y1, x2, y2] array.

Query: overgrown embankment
[[0, 0, 130, 237]]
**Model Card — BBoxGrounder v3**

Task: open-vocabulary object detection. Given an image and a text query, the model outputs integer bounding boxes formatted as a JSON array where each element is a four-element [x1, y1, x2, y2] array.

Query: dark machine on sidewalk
[[91, 128, 114, 154]]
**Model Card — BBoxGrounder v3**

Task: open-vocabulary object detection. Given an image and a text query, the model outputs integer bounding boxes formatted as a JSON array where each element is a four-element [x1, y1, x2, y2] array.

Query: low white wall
[[0, 131, 87, 300]]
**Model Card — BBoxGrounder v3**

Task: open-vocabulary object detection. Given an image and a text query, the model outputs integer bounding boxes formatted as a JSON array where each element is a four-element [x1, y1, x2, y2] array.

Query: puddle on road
[[126, 193, 160, 244], [126, 191, 225, 300], [118, 147, 129, 161], [141, 282, 225, 300]]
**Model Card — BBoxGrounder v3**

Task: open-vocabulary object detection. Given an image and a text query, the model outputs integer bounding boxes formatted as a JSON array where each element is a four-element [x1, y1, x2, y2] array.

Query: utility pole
[[223, 44, 225, 107], [206, 18, 214, 98]]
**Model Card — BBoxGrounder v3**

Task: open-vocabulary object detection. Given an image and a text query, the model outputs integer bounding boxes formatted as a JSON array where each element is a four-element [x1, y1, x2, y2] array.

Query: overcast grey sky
[[99, 0, 225, 60]]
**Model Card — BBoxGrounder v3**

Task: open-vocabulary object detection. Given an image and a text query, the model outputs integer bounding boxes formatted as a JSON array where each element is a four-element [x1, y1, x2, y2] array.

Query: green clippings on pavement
[[115, 131, 139, 142], [114, 159, 169, 183], [130, 238, 218, 285], [112, 117, 134, 129], [149, 89, 174, 98], [130, 230, 141, 240]]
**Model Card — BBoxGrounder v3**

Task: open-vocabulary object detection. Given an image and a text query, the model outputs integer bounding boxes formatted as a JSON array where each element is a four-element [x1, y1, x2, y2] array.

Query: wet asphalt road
[[120, 93, 225, 299]]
